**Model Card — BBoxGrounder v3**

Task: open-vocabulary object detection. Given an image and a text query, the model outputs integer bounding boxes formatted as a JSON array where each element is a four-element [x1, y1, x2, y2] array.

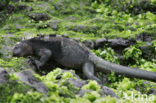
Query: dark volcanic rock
[[83, 37, 136, 51], [94, 38, 107, 49], [65, 16, 77, 21], [149, 88, 156, 95], [66, 24, 99, 34], [83, 40, 95, 48], [84, 35, 154, 60], [92, 37, 136, 53], [54, 0, 76, 14], [54, 1, 64, 10], [15, 24, 22, 30], [60, 70, 117, 98], [6, 4, 33, 13], [16, 70, 49, 95], [71, 25, 87, 32], [0, 68, 9, 84], [135, 81, 156, 95], [28, 13, 50, 21], [6, 4, 16, 13], [0, 67, 117, 98], [78, 86, 118, 98], [66, 78, 87, 88], [16, 4, 33, 12], [78, 89, 92, 97], [106, 38, 136, 54], [139, 43, 156, 59], [48, 20, 60, 31], [107, 38, 136, 49], [136, 33, 153, 42], [99, 86, 118, 98]]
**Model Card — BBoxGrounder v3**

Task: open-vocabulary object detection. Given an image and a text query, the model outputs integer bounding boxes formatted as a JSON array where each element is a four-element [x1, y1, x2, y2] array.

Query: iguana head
[[13, 41, 33, 57]]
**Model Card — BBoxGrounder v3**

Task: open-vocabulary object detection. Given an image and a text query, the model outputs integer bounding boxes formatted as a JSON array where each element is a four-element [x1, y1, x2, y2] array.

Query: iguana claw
[[28, 56, 40, 70]]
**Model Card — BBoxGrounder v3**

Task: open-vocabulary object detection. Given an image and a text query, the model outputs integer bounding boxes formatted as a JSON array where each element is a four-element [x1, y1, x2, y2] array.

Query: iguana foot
[[28, 56, 41, 70], [83, 62, 103, 85]]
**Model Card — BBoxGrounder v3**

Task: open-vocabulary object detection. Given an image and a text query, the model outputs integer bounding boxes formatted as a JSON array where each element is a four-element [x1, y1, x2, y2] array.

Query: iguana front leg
[[29, 48, 52, 70]]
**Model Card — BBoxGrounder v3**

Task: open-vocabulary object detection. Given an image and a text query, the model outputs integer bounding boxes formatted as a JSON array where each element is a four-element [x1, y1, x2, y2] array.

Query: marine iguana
[[12, 34, 156, 84]]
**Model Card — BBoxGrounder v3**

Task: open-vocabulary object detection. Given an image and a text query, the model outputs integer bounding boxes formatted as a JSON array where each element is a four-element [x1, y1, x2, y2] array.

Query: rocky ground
[[0, 0, 156, 103]]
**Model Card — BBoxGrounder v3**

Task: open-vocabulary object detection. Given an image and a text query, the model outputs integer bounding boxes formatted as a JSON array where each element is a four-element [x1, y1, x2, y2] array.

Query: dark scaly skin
[[89, 53, 156, 82], [12, 35, 156, 84]]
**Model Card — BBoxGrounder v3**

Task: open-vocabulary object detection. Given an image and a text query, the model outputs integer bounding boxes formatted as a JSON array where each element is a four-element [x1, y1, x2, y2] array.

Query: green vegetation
[[0, 0, 156, 103]]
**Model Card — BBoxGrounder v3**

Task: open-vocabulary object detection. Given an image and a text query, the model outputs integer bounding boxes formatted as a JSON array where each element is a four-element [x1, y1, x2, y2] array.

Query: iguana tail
[[89, 53, 156, 82]]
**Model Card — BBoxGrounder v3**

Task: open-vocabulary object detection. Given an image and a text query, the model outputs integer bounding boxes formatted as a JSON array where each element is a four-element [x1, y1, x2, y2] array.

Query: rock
[[78, 86, 117, 98], [15, 24, 22, 30], [94, 37, 136, 51], [107, 37, 136, 54], [135, 81, 156, 95], [139, 43, 156, 59], [73, 38, 80, 42], [149, 88, 156, 95], [66, 78, 87, 88], [37, 3, 50, 9], [12, 16, 23, 22], [53, 0, 84, 15], [16, 4, 33, 12], [65, 16, 78, 22], [94, 38, 107, 49], [71, 25, 86, 32], [6, 4, 33, 13], [28, 13, 50, 21], [54, 1, 64, 10], [0, 68, 9, 84], [136, 33, 153, 42], [48, 20, 60, 31], [83, 40, 95, 48], [89, 18, 105, 24], [46, 9, 54, 14], [16, 70, 48, 95], [59, 70, 117, 98], [99, 86, 118, 98], [87, 35, 155, 59], [78, 89, 92, 97], [6, 4, 16, 13], [67, 25, 99, 34], [108, 38, 136, 49]]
